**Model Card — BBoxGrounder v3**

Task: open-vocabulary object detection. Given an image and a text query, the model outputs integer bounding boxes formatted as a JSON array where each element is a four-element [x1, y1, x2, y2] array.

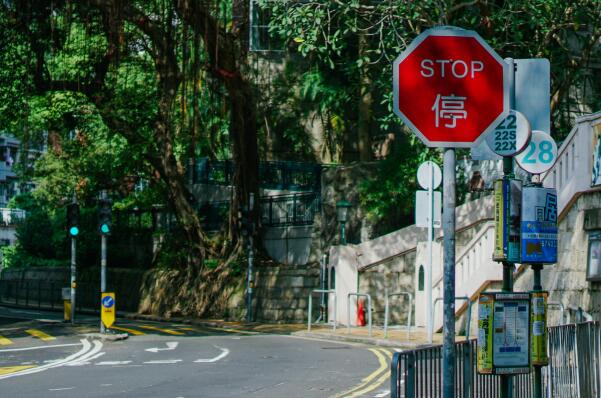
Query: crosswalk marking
[[25, 329, 55, 341], [139, 325, 185, 335], [0, 335, 12, 345], [110, 326, 145, 336]]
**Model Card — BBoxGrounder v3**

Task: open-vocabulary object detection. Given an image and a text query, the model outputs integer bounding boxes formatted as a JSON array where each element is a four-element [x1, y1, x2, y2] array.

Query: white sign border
[[392, 26, 510, 148]]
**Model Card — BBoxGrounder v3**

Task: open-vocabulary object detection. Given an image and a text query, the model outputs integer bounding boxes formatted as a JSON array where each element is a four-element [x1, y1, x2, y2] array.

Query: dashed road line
[[25, 329, 55, 341], [110, 326, 145, 335], [139, 325, 185, 335], [96, 361, 132, 366], [143, 359, 182, 364], [0, 335, 12, 345]]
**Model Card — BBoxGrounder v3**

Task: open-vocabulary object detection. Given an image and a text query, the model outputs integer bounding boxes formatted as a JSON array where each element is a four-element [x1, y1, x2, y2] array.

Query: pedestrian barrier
[[347, 293, 372, 337], [308, 289, 336, 332], [547, 321, 601, 397], [433, 296, 472, 340], [384, 291, 413, 340], [390, 321, 601, 398]]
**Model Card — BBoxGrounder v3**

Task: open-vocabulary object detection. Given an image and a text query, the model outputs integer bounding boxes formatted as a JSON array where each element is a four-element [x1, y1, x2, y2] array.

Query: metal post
[[70, 236, 76, 324], [427, 162, 434, 343], [442, 148, 456, 398], [501, 57, 516, 398], [532, 263, 543, 398], [100, 233, 107, 333]]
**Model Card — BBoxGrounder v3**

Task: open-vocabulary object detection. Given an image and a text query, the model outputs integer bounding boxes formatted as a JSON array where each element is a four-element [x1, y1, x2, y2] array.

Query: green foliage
[[359, 136, 438, 235]]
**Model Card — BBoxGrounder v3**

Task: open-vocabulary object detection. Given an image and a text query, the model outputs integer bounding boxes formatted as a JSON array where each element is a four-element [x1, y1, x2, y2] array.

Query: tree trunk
[[357, 31, 373, 162]]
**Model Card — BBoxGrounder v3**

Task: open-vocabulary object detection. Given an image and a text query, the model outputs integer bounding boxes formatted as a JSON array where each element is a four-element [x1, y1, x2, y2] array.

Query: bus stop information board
[[478, 292, 531, 375]]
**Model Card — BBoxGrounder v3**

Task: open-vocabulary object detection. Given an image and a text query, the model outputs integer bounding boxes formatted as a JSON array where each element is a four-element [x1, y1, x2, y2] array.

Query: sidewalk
[[122, 311, 447, 349]]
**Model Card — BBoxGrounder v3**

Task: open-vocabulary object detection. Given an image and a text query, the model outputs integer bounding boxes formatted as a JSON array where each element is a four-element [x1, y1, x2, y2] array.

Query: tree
[[1, 1, 263, 277]]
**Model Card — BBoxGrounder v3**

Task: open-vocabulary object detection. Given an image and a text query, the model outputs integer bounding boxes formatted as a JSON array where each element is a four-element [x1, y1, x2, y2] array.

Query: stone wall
[[359, 250, 416, 326], [249, 265, 321, 323]]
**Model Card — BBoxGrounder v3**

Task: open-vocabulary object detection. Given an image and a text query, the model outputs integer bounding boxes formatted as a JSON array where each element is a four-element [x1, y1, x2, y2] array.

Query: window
[[587, 231, 601, 282], [249, 0, 283, 52], [418, 265, 424, 291]]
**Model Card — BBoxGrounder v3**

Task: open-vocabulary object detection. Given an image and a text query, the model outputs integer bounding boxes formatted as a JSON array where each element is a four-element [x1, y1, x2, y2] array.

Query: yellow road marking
[[110, 326, 145, 336], [344, 371, 390, 398], [0, 335, 12, 345], [0, 365, 36, 375], [334, 348, 389, 398], [205, 327, 258, 335], [25, 329, 55, 341], [139, 325, 185, 335]]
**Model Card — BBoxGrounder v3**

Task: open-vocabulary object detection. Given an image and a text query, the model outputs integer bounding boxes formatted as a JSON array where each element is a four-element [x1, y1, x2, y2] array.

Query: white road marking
[[0, 339, 92, 380], [374, 390, 390, 397], [49, 387, 75, 391], [145, 341, 179, 353], [100, 384, 112, 387], [194, 346, 230, 363], [64, 341, 104, 367], [0, 343, 81, 353], [143, 359, 182, 364], [96, 361, 132, 366]]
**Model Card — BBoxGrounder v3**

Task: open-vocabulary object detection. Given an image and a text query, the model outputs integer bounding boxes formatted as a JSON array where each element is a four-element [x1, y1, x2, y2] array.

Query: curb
[[83, 332, 129, 342], [293, 331, 425, 349], [121, 312, 260, 331]]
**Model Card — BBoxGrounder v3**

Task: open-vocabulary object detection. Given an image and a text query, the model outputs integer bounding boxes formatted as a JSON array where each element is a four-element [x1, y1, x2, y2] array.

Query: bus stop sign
[[393, 27, 509, 148]]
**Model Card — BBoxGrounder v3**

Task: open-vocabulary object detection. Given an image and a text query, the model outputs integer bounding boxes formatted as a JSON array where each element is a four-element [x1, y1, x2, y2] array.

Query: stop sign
[[393, 27, 509, 148]]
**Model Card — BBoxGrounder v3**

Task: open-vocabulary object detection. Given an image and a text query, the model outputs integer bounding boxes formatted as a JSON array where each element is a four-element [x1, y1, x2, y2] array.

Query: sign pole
[[427, 163, 434, 343], [442, 148, 456, 398], [500, 57, 516, 398], [100, 233, 107, 333]]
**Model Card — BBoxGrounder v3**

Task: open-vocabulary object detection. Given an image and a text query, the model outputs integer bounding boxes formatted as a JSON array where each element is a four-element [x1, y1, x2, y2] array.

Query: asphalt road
[[0, 307, 392, 398]]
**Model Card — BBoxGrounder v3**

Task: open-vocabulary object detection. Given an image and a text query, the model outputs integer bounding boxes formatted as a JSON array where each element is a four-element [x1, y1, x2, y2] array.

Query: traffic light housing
[[67, 203, 79, 237], [98, 199, 112, 235]]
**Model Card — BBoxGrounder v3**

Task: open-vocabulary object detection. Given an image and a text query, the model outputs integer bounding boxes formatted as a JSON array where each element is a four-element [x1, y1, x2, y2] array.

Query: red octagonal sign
[[393, 27, 509, 148]]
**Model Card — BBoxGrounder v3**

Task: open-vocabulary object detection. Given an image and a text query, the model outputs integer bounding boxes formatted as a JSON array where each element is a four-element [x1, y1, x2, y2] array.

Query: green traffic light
[[100, 224, 110, 234], [69, 226, 79, 236]]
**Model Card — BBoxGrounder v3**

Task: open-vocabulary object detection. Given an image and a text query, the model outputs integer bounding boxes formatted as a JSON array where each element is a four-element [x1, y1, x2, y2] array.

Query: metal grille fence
[[547, 322, 601, 397], [391, 322, 601, 398]]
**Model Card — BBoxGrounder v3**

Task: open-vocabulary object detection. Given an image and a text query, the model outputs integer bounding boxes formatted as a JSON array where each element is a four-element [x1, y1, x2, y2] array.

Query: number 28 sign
[[515, 130, 558, 175]]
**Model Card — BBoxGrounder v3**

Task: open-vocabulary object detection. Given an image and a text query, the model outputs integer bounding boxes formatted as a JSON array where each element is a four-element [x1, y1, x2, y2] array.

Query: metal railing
[[391, 339, 538, 398], [548, 301, 568, 325], [0, 208, 26, 226], [191, 158, 322, 193], [347, 293, 372, 337], [0, 279, 140, 313], [548, 321, 601, 397], [384, 291, 413, 340], [433, 296, 472, 340], [391, 321, 601, 398], [308, 289, 336, 332], [261, 192, 319, 227]]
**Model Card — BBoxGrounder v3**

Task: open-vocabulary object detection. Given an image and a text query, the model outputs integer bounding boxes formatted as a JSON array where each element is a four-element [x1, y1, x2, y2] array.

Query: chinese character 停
[[431, 94, 467, 128]]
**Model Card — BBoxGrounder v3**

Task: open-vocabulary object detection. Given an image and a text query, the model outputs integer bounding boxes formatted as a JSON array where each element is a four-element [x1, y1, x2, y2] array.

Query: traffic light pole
[[100, 233, 107, 333], [70, 236, 76, 324]]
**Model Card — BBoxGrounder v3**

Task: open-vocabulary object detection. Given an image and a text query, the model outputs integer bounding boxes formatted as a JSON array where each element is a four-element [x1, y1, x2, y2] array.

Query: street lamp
[[336, 200, 351, 245]]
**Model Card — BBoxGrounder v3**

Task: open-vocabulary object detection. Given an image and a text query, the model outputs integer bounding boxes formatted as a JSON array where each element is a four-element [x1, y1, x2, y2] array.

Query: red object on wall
[[357, 299, 366, 326]]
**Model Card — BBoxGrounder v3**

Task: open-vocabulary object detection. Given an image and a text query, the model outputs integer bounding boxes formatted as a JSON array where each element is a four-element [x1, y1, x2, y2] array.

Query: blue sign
[[101, 295, 115, 308], [521, 186, 557, 263]]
